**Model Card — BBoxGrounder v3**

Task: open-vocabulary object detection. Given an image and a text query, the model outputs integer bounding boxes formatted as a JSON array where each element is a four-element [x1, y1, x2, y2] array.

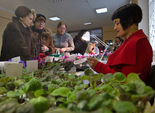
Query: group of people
[[0, 6, 75, 61], [0, 3, 153, 84]]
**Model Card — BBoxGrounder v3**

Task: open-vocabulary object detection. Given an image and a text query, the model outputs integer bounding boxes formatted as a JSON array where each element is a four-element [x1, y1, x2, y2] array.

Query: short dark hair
[[111, 3, 142, 30]]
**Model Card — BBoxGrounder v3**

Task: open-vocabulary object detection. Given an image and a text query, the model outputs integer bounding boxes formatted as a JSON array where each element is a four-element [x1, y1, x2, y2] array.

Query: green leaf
[[48, 84, 59, 93], [28, 78, 42, 92], [113, 72, 126, 82], [77, 100, 88, 111], [87, 89, 97, 97], [0, 102, 18, 113], [7, 90, 25, 98], [0, 87, 7, 94], [67, 103, 77, 111], [14, 79, 24, 87], [102, 73, 113, 83], [6, 82, 15, 90], [134, 80, 146, 94], [59, 81, 70, 87], [29, 96, 49, 113], [16, 102, 34, 113], [76, 90, 90, 102], [113, 100, 137, 113], [74, 85, 81, 91], [80, 84, 88, 89], [51, 87, 71, 97], [34, 89, 45, 97], [99, 84, 114, 94], [67, 90, 76, 102], [81, 75, 89, 80], [126, 73, 141, 83], [68, 74, 77, 80], [88, 74, 102, 81], [88, 94, 104, 111], [19, 83, 29, 93], [84, 68, 94, 76]]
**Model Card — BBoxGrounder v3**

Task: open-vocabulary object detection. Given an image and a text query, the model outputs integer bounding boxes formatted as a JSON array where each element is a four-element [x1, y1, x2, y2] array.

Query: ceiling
[[0, 0, 129, 32]]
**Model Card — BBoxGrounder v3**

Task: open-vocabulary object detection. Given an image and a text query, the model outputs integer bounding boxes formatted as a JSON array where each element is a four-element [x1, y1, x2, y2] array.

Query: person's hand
[[60, 48, 66, 53], [87, 57, 98, 69], [41, 45, 49, 53]]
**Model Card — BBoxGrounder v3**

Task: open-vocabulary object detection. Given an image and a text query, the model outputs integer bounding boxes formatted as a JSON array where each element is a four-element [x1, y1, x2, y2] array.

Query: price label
[[45, 56, 54, 62], [11, 56, 21, 62], [74, 58, 87, 65], [26, 60, 38, 73], [5, 62, 23, 77]]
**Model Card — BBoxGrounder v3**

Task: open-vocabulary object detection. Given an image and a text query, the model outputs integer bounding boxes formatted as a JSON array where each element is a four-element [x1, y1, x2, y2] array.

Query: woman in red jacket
[[87, 3, 153, 83]]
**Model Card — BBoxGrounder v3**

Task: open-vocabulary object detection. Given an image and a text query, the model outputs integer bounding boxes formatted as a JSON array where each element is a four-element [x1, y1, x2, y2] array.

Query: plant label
[[11, 56, 21, 62], [5, 62, 23, 77], [69, 54, 76, 60], [26, 60, 38, 73], [45, 56, 54, 62], [74, 58, 87, 65]]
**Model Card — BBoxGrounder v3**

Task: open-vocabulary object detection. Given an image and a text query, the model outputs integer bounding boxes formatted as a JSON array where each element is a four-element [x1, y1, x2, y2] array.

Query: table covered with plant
[[0, 53, 155, 113]]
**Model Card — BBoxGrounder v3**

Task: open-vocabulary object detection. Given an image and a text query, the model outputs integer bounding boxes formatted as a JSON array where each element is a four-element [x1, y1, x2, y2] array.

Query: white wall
[[138, 0, 149, 37]]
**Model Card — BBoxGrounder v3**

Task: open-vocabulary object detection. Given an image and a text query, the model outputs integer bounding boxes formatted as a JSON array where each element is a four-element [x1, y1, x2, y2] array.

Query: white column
[[138, 0, 149, 37]]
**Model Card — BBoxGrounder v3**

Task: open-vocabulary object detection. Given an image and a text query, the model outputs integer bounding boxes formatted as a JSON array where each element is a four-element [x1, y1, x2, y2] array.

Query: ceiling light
[[95, 7, 107, 14], [49, 17, 60, 21], [49, 0, 62, 3], [84, 22, 91, 25]]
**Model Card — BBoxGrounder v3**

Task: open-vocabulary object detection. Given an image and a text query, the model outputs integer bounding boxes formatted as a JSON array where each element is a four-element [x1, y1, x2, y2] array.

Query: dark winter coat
[[0, 17, 34, 61], [71, 35, 87, 55], [32, 27, 55, 57]]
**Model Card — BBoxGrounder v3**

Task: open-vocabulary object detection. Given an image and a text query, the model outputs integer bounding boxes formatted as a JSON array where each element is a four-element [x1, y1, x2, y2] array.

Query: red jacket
[[94, 30, 153, 82]]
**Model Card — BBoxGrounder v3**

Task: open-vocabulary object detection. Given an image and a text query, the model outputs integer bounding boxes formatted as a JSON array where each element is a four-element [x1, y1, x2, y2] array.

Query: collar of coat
[[107, 29, 147, 66]]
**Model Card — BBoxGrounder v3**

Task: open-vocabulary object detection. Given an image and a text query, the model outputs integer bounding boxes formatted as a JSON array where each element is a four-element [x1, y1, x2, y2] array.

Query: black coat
[[71, 35, 87, 55], [0, 17, 34, 61]]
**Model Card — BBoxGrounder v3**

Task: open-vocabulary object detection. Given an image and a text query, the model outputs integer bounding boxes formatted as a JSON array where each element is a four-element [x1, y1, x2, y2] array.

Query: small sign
[[69, 54, 76, 60], [11, 56, 21, 62], [26, 60, 38, 73], [74, 58, 87, 65], [5, 62, 23, 77], [54, 57, 60, 61], [45, 56, 54, 62]]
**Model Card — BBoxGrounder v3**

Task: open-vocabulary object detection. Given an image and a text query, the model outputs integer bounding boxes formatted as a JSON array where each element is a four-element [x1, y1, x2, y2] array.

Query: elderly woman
[[32, 14, 55, 57], [53, 21, 74, 56], [0, 6, 36, 61], [87, 3, 153, 83]]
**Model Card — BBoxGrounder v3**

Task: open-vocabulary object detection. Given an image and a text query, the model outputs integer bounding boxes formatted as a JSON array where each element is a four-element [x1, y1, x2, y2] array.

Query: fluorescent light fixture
[[84, 22, 91, 25], [49, 17, 60, 21], [95, 7, 107, 14]]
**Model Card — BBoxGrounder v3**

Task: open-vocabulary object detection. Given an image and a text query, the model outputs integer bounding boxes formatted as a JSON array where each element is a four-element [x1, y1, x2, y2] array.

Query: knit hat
[[35, 14, 46, 22], [15, 6, 31, 19]]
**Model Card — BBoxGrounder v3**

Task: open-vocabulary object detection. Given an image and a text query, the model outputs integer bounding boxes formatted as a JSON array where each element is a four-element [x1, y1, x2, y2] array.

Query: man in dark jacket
[[32, 14, 55, 57]]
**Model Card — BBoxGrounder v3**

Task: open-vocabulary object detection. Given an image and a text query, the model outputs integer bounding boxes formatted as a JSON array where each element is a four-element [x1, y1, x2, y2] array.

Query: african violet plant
[[0, 62, 155, 113]]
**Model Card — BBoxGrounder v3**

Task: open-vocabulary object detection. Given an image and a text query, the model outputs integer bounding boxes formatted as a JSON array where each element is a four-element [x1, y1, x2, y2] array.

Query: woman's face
[[21, 13, 34, 27], [35, 20, 45, 30], [58, 24, 66, 35], [113, 18, 128, 37]]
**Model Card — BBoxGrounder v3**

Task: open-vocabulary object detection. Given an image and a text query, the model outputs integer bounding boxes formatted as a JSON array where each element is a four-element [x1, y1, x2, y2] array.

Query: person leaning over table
[[70, 29, 88, 55], [32, 14, 55, 57], [87, 3, 153, 83], [53, 21, 74, 56], [0, 6, 36, 61]]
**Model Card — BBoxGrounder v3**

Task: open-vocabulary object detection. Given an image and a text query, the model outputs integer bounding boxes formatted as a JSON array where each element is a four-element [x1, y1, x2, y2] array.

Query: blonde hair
[[30, 9, 36, 21]]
